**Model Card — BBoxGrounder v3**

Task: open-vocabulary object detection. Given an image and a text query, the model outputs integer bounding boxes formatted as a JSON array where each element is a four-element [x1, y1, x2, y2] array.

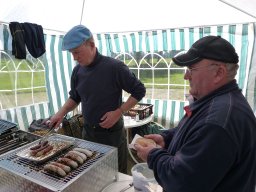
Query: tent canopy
[[0, 0, 256, 130], [0, 0, 255, 33]]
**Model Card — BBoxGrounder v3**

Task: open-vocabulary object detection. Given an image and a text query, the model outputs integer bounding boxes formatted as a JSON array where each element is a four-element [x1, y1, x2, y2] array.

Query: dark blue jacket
[[148, 80, 256, 192]]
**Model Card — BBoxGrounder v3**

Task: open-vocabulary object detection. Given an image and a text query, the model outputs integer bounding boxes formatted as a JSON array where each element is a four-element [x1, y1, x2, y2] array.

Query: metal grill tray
[[16, 134, 75, 163]]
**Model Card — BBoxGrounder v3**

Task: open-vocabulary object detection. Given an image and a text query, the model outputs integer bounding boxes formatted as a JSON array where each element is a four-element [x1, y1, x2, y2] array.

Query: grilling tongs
[[39, 126, 55, 143]]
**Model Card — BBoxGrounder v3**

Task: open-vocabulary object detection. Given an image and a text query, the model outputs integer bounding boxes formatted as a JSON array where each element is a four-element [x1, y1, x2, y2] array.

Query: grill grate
[[0, 119, 17, 135], [12, 147, 103, 180], [0, 135, 114, 191]]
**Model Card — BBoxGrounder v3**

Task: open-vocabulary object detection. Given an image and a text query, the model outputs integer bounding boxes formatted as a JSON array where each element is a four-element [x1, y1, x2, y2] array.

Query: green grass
[[0, 58, 186, 92], [0, 60, 46, 91]]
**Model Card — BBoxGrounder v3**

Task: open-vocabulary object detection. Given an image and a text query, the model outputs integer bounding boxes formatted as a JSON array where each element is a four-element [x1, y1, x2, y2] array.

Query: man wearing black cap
[[49, 25, 146, 174], [135, 36, 256, 191]]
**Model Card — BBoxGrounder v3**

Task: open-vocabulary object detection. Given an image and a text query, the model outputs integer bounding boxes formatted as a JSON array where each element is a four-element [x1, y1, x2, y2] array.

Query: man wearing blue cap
[[134, 36, 256, 191], [50, 25, 146, 173]]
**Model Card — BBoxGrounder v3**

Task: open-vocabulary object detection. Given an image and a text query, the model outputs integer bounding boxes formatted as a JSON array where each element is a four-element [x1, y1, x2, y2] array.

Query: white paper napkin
[[129, 134, 161, 150], [129, 134, 143, 149]]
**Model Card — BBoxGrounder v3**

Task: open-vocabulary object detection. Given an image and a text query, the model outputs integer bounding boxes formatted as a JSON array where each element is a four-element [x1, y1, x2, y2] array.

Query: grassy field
[[0, 57, 188, 106], [0, 72, 185, 91], [0, 72, 46, 91], [0, 60, 186, 91], [0, 60, 46, 92]]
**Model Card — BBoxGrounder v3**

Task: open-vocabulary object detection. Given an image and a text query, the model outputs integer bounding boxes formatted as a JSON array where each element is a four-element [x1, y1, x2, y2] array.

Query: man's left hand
[[134, 144, 156, 162], [99, 109, 122, 128]]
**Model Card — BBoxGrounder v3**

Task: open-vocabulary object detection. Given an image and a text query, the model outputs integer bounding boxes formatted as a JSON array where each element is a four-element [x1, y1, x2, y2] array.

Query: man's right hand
[[48, 98, 78, 129], [144, 134, 165, 148], [49, 112, 65, 128]]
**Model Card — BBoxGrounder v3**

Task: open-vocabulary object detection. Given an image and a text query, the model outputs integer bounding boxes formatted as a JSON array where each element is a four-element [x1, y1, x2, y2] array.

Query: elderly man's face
[[70, 41, 95, 66], [184, 59, 221, 100]]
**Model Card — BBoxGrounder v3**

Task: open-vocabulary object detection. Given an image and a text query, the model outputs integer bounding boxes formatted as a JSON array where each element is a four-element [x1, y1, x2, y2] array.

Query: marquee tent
[[0, 0, 255, 33], [0, 0, 256, 130]]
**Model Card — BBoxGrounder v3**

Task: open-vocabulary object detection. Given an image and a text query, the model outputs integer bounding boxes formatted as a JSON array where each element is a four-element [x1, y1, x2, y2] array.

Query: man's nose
[[73, 55, 78, 60], [184, 71, 190, 80]]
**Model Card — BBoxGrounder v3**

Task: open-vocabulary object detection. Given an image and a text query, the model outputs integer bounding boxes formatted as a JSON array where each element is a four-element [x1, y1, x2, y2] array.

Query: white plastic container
[[131, 163, 159, 192]]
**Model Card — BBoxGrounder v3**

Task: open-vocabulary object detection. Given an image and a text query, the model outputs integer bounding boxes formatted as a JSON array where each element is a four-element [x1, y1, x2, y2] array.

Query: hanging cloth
[[9, 22, 46, 59], [23, 22, 45, 58], [9, 22, 26, 59]]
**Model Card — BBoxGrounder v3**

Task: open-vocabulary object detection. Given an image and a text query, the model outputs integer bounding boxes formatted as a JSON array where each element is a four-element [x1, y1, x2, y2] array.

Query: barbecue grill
[[0, 134, 118, 192], [0, 119, 41, 156]]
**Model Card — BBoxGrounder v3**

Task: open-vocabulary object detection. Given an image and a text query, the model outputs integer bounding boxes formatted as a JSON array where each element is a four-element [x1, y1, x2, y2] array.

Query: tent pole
[[219, 0, 256, 19], [80, 0, 86, 24]]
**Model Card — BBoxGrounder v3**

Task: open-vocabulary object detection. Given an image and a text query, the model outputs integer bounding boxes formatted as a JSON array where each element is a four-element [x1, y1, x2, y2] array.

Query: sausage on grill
[[30, 144, 41, 151], [65, 151, 84, 164], [57, 157, 78, 169], [50, 162, 71, 173], [30, 143, 50, 156], [30, 140, 49, 151], [43, 164, 66, 177], [73, 147, 93, 157], [70, 150, 87, 161], [35, 144, 53, 157]]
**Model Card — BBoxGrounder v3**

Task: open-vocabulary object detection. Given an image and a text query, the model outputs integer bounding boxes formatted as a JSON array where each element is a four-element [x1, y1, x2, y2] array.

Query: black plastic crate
[[124, 103, 153, 120]]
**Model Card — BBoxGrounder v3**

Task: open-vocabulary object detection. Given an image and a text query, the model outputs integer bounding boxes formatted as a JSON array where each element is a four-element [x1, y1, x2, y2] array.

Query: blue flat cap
[[62, 25, 92, 51]]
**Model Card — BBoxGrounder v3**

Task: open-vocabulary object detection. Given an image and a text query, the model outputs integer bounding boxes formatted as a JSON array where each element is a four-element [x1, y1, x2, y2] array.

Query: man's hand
[[134, 134, 164, 161], [49, 112, 65, 128], [134, 144, 156, 162], [144, 134, 165, 148], [99, 108, 122, 128]]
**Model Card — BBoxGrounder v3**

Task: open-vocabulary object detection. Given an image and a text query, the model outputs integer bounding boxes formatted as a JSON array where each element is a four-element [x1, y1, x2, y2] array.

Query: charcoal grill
[[0, 134, 118, 192], [0, 119, 41, 156]]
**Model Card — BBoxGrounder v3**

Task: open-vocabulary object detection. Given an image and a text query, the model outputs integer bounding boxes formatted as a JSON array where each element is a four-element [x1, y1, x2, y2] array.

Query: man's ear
[[89, 41, 95, 48], [214, 65, 227, 83]]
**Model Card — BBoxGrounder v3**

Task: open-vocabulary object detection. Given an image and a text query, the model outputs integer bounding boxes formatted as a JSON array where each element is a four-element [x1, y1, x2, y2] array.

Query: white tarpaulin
[[0, 0, 255, 33]]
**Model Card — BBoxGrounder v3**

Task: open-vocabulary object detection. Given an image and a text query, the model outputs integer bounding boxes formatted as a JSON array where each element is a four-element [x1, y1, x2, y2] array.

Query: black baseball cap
[[172, 35, 239, 66]]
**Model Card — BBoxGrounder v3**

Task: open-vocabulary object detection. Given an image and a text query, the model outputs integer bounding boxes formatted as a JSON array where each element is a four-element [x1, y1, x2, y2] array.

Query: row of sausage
[[43, 147, 93, 177]]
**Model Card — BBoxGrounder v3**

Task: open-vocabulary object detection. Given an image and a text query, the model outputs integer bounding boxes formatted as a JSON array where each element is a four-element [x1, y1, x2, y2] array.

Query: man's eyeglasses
[[186, 64, 218, 75]]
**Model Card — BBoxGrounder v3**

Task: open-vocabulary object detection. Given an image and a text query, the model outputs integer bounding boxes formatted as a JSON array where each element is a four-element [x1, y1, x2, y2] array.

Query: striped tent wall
[[0, 25, 76, 130], [245, 23, 256, 112], [95, 23, 255, 128], [43, 34, 76, 116], [0, 23, 255, 130], [95, 23, 255, 95], [0, 103, 50, 130], [139, 98, 187, 129]]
